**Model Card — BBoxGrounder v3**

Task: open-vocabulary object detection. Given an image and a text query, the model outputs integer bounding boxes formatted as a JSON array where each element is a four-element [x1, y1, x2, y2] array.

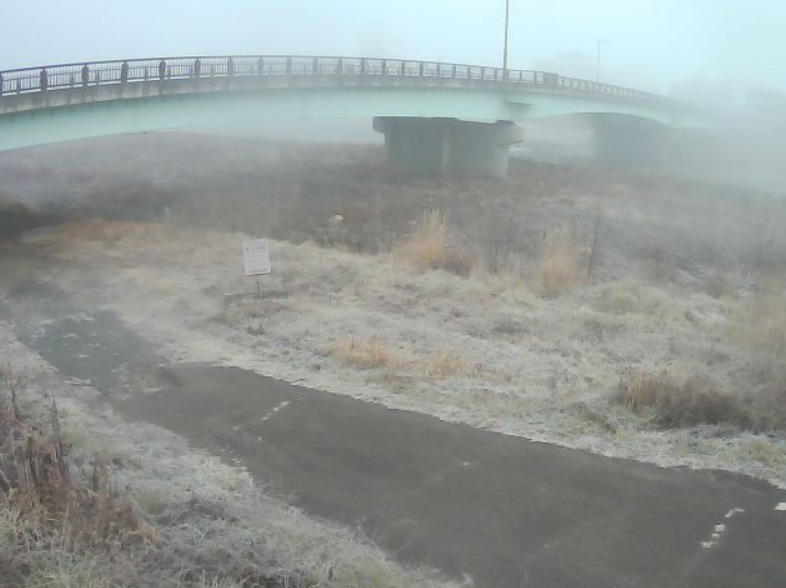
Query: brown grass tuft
[[614, 369, 756, 429], [396, 210, 474, 275], [536, 226, 585, 297], [422, 349, 477, 380], [330, 337, 401, 370], [397, 209, 447, 270]]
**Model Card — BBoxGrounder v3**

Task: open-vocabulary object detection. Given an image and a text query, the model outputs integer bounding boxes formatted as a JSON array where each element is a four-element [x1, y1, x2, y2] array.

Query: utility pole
[[503, 0, 510, 81], [596, 38, 604, 83]]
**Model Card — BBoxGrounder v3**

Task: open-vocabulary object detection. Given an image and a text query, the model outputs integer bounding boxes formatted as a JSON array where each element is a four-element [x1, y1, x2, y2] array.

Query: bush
[[614, 369, 748, 429]]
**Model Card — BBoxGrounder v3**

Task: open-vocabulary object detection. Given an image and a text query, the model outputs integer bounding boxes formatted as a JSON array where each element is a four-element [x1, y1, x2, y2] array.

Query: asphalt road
[[3, 265, 785, 587]]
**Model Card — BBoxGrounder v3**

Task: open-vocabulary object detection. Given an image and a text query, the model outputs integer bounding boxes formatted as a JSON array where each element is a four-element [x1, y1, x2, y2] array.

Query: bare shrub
[[536, 226, 585, 297], [614, 369, 748, 429], [330, 337, 401, 370]]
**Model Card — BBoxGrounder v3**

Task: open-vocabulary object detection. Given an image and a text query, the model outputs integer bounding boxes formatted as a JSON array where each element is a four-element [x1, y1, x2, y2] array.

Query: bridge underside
[[0, 82, 691, 178], [591, 115, 674, 166], [373, 117, 523, 178]]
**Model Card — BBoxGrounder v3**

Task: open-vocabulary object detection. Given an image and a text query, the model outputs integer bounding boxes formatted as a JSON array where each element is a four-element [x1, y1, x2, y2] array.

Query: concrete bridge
[[0, 55, 697, 177]]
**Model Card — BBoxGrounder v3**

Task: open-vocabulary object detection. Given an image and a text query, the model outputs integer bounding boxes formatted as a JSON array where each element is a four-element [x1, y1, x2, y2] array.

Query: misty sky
[[2, 0, 785, 95]]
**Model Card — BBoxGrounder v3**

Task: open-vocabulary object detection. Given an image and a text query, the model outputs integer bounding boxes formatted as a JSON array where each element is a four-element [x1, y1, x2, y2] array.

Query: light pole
[[596, 38, 606, 83], [503, 0, 510, 80]]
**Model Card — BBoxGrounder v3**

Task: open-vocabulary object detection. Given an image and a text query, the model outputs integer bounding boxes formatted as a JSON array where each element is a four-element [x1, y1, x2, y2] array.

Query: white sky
[[2, 0, 785, 94]]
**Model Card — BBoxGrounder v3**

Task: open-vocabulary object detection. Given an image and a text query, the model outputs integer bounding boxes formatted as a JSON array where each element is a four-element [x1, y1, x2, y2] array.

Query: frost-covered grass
[[29, 211, 786, 489]]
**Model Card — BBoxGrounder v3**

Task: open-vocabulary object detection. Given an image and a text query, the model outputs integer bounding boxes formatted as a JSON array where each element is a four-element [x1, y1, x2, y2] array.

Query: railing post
[[337, 58, 343, 75], [286, 57, 292, 76], [418, 62, 424, 77], [381, 60, 387, 76], [360, 58, 366, 75], [194, 58, 202, 78], [0, 73, 4, 97], [257, 57, 264, 75], [313, 57, 319, 75]]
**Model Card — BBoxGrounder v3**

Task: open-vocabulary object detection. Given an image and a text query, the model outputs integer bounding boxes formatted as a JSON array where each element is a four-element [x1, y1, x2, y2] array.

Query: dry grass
[[536, 226, 586, 298], [612, 369, 786, 432], [614, 369, 748, 429], [736, 286, 786, 380], [331, 337, 402, 370], [399, 209, 448, 270], [396, 210, 473, 275], [422, 349, 477, 380], [0, 386, 154, 586]]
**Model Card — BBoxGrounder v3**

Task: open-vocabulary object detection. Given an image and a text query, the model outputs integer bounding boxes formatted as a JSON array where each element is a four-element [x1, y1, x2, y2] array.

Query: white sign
[[242, 239, 272, 276]]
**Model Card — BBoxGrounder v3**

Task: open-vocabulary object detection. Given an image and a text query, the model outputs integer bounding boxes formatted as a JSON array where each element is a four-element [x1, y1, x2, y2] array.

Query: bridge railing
[[0, 55, 674, 109]]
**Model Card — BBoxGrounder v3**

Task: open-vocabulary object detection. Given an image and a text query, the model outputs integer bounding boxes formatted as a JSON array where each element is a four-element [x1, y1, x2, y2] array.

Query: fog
[[3, 0, 786, 103]]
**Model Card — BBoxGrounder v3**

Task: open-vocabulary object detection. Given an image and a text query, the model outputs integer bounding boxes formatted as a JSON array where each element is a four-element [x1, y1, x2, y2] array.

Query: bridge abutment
[[591, 115, 674, 167], [373, 117, 523, 178]]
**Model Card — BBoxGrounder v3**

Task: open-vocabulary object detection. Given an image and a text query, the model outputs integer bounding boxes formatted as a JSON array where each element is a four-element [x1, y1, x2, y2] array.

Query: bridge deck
[[0, 55, 677, 117]]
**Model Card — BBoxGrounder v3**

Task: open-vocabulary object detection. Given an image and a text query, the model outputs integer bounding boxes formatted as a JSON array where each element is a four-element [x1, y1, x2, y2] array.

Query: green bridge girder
[[0, 84, 699, 153]]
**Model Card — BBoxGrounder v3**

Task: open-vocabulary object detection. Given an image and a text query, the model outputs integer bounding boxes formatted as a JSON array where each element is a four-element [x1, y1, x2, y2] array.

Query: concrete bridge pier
[[373, 117, 523, 178], [591, 114, 674, 167]]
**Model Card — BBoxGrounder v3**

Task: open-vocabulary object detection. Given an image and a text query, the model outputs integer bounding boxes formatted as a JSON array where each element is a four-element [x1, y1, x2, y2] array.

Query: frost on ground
[[0, 320, 462, 587], [31, 184, 786, 490], [4, 139, 786, 582]]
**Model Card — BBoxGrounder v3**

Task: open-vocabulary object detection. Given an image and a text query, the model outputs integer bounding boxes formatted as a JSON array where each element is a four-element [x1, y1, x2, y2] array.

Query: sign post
[[242, 238, 272, 298]]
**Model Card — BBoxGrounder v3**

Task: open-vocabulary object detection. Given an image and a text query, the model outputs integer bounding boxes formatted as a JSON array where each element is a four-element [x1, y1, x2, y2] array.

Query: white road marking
[[700, 517, 736, 549], [775, 502, 786, 511], [261, 400, 291, 422]]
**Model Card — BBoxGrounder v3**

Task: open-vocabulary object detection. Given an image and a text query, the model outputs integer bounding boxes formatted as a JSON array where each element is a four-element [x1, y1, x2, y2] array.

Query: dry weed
[[422, 349, 477, 380], [536, 226, 585, 298], [396, 210, 473, 275], [330, 337, 401, 370], [614, 369, 748, 429], [397, 209, 447, 270]]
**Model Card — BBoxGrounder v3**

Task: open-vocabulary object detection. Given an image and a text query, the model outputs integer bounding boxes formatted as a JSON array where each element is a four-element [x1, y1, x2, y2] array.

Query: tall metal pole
[[596, 38, 603, 82], [503, 0, 510, 80]]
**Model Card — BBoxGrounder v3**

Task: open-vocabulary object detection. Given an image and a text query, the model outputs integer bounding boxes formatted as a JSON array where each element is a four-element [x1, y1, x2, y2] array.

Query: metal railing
[[0, 55, 676, 109]]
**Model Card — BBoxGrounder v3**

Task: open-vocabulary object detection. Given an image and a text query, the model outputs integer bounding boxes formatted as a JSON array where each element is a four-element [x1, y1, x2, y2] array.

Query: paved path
[[125, 364, 786, 588], [2, 264, 785, 587]]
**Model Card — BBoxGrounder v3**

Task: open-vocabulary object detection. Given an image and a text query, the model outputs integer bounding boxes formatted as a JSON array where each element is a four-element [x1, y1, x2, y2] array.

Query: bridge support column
[[373, 117, 523, 178], [591, 115, 673, 167]]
